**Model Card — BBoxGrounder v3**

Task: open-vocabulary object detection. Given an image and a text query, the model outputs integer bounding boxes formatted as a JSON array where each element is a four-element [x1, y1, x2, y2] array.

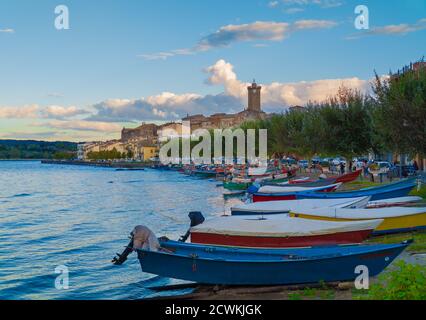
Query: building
[[140, 146, 158, 161], [182, 80, 266, 131], [158, 122, 183, 142], [82, 80, 268, 160]]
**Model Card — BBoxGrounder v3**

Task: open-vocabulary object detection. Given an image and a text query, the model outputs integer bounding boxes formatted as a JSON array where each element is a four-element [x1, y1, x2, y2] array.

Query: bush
[[360, 261, 426, 300]]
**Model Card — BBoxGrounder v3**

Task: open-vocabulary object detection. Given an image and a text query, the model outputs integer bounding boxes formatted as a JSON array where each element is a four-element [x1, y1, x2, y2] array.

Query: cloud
[[0, 28, 14, 33], [284, 7, 305, 14], [43, 105, 89, 119], [139, 20, 337, 60], [348, 18, 426, 39], [0, 105, 39, 119], [43, 120, 123, 132], [281, 0, 343, 8], [268, 1, 279, 8], [205, 59, 370, 108], [85, 59, 372, 123], [0, 104, 89, 120], [87, 92, 243, 123]]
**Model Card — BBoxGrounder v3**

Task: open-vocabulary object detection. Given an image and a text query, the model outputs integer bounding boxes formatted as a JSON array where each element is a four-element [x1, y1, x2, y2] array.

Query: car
[[395, 164, 416, 177], [331, 157, 346, 166], [298, 160, 309, 168]]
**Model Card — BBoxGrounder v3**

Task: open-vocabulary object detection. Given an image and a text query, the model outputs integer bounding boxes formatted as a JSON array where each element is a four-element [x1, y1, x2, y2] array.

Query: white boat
[[256, 182, 342, 194], [231, 197, 370, 216], [366, 196, 423, 208], [290, 206, 426, 234], [190, 215, 383, 248]]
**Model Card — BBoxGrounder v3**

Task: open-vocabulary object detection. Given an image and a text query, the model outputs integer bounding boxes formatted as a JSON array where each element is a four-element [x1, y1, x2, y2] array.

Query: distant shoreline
[[41, 159, 150, 168]]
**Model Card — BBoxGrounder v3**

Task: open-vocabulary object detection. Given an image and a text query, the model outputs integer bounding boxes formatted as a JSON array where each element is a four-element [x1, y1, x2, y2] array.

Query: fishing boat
[[252, 179, 416, 202], [231, 197, 370, 216], [255, 182, 342, 194], [223, 173, 289, 191], [262, 178, 336, 187], [251, 183, 342, 202], [290, 206, 426, 235], [365, 196, 423, 208], [286, 170, 361, 185], [136, 239, 410, 285], [189, 215, 382, 248]]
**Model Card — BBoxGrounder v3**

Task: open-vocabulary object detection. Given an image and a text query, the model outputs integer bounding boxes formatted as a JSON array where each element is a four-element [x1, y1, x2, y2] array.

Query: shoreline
[[40, 159, 151, 168]]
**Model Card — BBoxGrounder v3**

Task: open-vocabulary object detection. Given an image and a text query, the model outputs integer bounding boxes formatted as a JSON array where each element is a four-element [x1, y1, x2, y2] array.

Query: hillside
[[0, 140, 77, 160]]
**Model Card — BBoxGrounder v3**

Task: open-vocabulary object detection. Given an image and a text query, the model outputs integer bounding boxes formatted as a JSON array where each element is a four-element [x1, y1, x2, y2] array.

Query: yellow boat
[[290, 206, 426, 235]]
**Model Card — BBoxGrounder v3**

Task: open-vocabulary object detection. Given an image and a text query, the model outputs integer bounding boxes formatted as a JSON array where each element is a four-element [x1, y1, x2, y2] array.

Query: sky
[[0, 0, 425, 142]]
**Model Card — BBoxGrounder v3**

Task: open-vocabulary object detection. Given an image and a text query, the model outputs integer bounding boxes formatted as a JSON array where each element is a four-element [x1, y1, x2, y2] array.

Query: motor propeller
[[179, 211, 205, 242], [112, 211, 205, 265]]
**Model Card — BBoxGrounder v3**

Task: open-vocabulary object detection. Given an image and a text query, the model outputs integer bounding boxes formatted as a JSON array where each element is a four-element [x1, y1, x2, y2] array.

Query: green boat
[[223, 180, 252, 191], [223, 174, 289, 191]]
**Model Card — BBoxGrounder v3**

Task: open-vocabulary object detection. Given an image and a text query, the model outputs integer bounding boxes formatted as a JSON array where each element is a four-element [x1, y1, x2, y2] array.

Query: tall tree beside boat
[[372, 59, 426, 159]]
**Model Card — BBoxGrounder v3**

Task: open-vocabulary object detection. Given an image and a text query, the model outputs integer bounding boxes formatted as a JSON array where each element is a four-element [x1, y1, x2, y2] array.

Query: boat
[[254, 182, 342, 194], [252, 179, 416, 202], [262, 178, 336, 188], [366, 196, 423, 208], [189, 215, 382, 248], [284, 170, 361, 185], [334, 170, 362, 183], [251, 183, 342, 202], [223, 173, 289, 191], [290, 206, 426, 235], [136, 239, 410, 285], [231, 197, 370, 216]]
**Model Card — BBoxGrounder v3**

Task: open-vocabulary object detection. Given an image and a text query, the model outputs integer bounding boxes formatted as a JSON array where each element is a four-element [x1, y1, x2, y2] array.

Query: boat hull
[[253, 181, 415, 202], [137, 241, 408, 285], [190, 229, 373, 248], [253, 184, 340, 202], [290, 212, 426, 235]]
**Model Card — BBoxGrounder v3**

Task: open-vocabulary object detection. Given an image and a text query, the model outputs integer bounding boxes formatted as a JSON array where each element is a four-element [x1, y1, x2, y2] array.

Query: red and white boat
[[190, 215, 382, 248]]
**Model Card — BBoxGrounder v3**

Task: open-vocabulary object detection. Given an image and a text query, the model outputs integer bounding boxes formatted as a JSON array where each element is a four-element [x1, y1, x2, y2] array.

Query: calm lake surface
[[0, 161, 240, 299]]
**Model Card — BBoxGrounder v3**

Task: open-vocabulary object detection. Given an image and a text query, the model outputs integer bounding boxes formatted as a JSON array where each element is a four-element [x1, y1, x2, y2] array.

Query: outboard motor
[[179, 211, 205, 242], [111, 231, 134, 265]]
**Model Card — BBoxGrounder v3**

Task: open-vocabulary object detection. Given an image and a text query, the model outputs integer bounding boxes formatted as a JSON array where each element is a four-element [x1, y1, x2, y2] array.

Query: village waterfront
[[0, 160, 425, 300]]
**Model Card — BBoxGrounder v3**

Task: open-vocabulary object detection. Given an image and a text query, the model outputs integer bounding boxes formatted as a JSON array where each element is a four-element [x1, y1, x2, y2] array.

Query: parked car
[[298, 160, 309, 168], [395, 164, 416, 177], [332, 157, 346, 166]]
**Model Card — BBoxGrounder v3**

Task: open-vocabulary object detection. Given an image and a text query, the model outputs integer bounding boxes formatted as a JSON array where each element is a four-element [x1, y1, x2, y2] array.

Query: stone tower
[[247, 80, 261, 112]]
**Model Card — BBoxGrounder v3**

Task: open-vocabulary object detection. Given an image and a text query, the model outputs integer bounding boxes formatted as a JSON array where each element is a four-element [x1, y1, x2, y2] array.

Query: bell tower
[[247, 80, 261, 112]]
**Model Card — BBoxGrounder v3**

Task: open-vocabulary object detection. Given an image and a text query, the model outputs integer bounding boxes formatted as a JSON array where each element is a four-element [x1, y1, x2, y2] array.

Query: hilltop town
[[80, 81, 274, 161]]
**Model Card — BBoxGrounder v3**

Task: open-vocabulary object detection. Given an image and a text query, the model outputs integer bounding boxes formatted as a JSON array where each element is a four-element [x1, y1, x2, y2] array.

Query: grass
[[409, 185, 426, 200], [367, 231, 426, 252], [353, 261, 426, 300]]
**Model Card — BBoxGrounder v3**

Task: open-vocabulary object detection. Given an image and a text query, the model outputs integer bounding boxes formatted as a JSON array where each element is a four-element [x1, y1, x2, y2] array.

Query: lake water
[[0, 161, 240, 299]]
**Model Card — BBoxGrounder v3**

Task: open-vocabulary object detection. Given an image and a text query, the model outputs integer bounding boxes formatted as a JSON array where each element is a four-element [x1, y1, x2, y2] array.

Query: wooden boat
[[191, 169, 218, 178], [231, 197, 370, 216], [263, 178, 336, 188], [136, 239, 410, 285], [334, 170, 362, 183], [252, 183, 342, 202], [366, 196, 423, 208], [252, 179, 416, 202], [189, 215, 382, 248], [223, 173, 289, 191], [285, 170, 361, 185], [255, 182, 342, 194], [290, 206, 426, 235]]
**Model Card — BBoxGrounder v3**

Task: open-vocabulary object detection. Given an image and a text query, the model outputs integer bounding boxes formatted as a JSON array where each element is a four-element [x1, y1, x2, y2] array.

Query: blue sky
[[0, 0, 425, 141]]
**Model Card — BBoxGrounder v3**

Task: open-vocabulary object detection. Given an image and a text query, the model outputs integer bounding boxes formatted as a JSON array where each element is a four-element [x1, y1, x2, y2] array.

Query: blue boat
[[136, 239, 410, 285], [252, 179, 416, 202]]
